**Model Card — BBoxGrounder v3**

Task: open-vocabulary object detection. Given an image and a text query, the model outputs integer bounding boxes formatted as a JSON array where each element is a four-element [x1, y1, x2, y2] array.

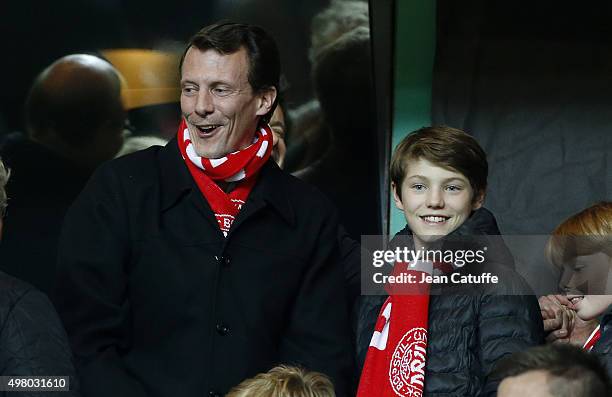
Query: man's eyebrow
[[209, 79, 231, 86]]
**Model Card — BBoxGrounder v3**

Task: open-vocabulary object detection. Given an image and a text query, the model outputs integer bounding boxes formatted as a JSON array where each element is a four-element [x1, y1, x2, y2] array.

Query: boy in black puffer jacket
[[356, 126, 544, 396]]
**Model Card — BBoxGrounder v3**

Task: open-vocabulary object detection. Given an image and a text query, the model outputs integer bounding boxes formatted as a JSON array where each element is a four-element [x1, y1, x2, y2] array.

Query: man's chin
[[188, 143, 213, 158], [194, 149, 223, 159]]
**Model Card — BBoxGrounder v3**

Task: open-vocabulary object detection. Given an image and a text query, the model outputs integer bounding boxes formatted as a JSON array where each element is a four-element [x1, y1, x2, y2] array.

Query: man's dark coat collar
[[158, 137, 295, 226]]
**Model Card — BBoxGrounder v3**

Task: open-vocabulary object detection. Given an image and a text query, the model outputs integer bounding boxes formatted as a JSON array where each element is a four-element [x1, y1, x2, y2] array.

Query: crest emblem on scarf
[[389, 327, 428, 397]]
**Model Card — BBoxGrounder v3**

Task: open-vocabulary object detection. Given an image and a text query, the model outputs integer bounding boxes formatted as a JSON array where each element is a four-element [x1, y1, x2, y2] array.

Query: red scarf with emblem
[[177, 118, 272, 236], [357, 260, 448, 397]]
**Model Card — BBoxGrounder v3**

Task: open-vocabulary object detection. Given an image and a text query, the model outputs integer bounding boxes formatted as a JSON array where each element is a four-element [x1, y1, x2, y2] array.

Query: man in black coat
[[54, 22, 353, 397]]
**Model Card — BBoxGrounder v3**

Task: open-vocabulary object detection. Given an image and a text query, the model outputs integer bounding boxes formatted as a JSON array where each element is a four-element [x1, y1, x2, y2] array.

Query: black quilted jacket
[[356, 209, 544, 396], [0, 271, 78, 396]]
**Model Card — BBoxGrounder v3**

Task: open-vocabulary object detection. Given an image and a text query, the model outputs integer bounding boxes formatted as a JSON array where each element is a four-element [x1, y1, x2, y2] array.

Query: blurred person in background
[[0, 158, 79, 395], [298, 25, 378, 239], [0, 54, 125, 295], [290, 1, 378, 239], [285, 0, 370, 174]]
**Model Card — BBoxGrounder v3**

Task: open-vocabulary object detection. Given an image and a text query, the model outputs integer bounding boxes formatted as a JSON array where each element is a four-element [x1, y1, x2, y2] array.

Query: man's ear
[[255, 86, 277, 117], [472, 189, 486, 210], [391, 182, 404, 211]]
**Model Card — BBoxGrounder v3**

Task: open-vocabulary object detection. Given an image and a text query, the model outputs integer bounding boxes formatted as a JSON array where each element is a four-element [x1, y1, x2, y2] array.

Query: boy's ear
[[391, 182, 404, 211], [472, 189, 486, 210]]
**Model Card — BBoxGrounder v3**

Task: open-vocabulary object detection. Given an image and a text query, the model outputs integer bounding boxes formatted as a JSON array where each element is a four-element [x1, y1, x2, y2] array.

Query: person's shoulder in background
[[0, 270, 79, 394]]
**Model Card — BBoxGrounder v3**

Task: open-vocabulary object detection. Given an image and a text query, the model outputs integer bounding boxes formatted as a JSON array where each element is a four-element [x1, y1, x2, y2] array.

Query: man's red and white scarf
[[357, 261, 435, 397], [177, 118, 272, 236]]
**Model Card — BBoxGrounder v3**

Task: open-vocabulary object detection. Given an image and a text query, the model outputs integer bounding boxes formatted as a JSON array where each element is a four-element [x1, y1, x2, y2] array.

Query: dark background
[[433, 0, 612, 234], [0, 0, 329, 134]]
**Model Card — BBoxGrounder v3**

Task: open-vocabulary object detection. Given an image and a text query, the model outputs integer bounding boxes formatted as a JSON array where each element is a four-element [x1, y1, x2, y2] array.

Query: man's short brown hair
[[226, 365, 335, 397], [390, 126, 488, 200]]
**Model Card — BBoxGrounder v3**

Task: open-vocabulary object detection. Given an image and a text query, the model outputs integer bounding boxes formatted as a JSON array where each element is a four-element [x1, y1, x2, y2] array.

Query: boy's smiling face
[[392, 158, 484, 248]]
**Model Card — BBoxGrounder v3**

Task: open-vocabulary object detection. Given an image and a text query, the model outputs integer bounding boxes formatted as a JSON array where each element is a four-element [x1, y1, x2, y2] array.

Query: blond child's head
[[226, 365, 335, 397]]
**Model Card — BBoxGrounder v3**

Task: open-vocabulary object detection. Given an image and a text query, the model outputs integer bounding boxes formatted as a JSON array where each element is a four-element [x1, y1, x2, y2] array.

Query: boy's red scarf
[[177, 119, 272, 236], [357, 261, 435, 397]]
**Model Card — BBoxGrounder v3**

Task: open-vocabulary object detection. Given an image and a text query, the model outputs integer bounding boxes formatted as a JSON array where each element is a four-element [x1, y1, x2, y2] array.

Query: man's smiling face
[[180, 46, 271, 159]]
